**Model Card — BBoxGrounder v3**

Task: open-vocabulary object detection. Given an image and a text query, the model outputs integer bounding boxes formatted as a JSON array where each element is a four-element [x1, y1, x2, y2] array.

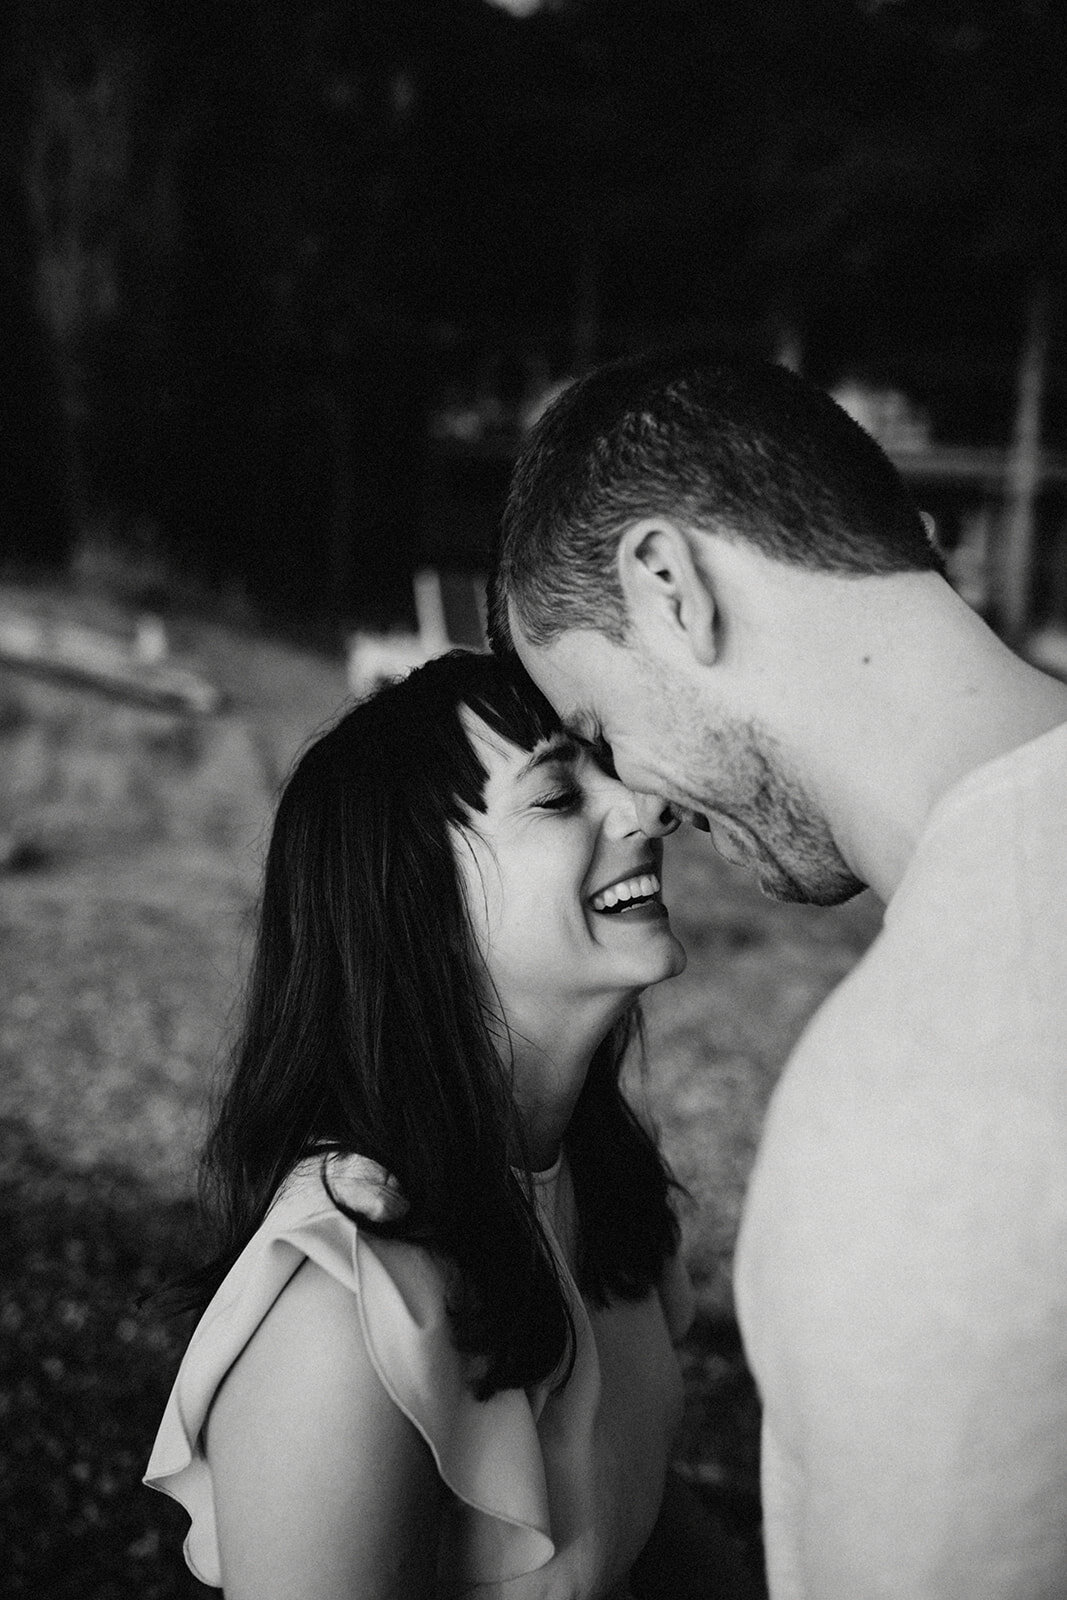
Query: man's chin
[[755, 862, 867, 907], [703, 814, 866, 906]]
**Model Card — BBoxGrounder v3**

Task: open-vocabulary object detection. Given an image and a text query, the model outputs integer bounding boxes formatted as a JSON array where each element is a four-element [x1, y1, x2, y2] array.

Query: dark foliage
[[0, 1113, 767, 1595], [0, 1120, 212, 1598], [7, 0, 1064, 618]]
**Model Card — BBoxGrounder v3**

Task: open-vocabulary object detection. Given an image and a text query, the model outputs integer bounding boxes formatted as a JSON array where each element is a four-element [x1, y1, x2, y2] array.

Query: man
[[491, 348, 1067, 1599]]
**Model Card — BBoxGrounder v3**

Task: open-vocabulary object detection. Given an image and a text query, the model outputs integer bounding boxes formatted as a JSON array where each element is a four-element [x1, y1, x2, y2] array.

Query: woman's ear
[[617, 521, 718, 666]]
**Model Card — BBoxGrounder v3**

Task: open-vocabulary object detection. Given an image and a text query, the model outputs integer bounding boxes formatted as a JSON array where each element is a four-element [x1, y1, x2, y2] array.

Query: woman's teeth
[[590, 873, 661, 913]]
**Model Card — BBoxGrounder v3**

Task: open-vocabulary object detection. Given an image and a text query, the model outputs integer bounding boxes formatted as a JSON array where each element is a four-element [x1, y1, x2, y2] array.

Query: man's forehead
[[509, 609, 600, 681], [504, 606, 618, 738]]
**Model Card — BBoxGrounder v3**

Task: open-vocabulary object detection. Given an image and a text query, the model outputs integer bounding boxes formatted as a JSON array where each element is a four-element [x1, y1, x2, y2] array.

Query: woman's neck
[[510, 1035, 590, 1171], [492, 979, 633, 1171], [502, 995, 628, 1171]]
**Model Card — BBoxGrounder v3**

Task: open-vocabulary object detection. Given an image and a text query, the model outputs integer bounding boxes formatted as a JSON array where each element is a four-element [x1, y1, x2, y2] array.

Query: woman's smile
[[587, 865, 669, 920]]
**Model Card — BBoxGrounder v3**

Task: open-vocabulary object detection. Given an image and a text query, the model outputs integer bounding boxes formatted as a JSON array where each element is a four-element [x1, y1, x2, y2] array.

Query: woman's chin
[[650, 938, 687, 984], [608, 937, 688, 992]]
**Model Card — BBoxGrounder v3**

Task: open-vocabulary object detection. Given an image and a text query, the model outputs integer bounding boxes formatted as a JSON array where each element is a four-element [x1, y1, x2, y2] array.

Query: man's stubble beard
[[690, 714, 866, 908]]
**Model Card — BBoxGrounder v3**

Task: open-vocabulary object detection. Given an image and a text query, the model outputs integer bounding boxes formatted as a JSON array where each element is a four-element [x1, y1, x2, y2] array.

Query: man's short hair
[[492, 347, 945, 650]]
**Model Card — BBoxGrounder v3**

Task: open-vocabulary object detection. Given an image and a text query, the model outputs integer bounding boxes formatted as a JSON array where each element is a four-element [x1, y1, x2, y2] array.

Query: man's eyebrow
[[568, 718, 614, 766], [517, 737, 581, 780], [561, 709, 599, 745]]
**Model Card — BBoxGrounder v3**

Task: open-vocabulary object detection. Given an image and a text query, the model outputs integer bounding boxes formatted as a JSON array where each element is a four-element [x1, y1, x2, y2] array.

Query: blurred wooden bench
[[0, 607, 224, 714]]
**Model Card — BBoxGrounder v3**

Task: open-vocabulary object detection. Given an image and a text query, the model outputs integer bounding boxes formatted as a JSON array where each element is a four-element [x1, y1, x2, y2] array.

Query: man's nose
[[633, 791, 680, 837]]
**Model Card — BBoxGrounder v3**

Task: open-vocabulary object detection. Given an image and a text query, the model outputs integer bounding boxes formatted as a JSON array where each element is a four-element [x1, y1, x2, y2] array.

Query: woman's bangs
[[460, 666, 561, 757], [362, 651, 561, 819]]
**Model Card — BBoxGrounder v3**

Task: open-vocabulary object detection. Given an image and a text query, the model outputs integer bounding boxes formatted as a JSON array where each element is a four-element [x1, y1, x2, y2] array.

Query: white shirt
[[735, 722, 1067, 1599]]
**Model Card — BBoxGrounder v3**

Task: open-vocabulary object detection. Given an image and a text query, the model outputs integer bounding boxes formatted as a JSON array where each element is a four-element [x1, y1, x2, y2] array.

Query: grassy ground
[[0, 579, 883, 1595]]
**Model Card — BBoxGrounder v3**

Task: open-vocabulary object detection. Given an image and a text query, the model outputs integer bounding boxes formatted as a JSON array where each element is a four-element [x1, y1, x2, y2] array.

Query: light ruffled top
[[145, 1150, 693, 1596]]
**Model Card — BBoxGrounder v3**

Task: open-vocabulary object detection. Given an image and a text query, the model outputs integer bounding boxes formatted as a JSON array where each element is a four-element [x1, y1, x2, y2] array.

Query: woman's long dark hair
[[185, 650, 680, 1399]]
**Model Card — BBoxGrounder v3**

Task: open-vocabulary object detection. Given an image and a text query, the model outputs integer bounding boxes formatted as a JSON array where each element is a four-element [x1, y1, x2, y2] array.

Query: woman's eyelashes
[[529, 742, 617, 813], [531, 744, 620, 812], [533, 782, 582, 813]]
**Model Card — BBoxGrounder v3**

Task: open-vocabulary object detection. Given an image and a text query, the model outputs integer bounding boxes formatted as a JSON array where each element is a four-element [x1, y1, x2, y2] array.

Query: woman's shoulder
[[201, 1244, 446, 1597], [216, 1149, 410, 1331], [150, 1150, 452, 1438], [143, 1154, 428, 1579], [144, 1151, 555, 1588], [194, 1153, 438, 1348]]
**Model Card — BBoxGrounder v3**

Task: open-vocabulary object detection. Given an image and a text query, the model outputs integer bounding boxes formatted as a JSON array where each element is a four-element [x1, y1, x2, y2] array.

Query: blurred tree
[[0, 4, 75, 572], [737, 0, 1067, 633], [15, 0, 207, 589], [138, 0, 437, 624], [8, 0, 1064, 623], [12, 0, 438, 624], [735, 1, 1067, 420], [530, 0, 1065, 425]]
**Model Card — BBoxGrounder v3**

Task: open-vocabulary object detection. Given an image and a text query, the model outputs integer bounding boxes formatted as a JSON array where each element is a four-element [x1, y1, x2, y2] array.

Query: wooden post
[[997, 277, 1051, 649], [774, 315, 804, 375]]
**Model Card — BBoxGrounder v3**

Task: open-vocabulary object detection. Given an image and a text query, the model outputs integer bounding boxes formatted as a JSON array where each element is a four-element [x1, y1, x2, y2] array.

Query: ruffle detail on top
[[143, 1153, 555, 1589]]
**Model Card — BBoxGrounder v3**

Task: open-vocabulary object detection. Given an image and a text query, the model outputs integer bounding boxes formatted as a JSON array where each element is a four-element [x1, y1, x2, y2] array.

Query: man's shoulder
[[740, 837, 1067, 1233], [736, 912, 1067, 1376], [738, 721, 1067, 1242]]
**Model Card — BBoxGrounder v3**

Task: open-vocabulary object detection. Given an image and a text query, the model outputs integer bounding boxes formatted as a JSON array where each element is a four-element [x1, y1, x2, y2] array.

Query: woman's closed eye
[[533, 784, 582, 813]]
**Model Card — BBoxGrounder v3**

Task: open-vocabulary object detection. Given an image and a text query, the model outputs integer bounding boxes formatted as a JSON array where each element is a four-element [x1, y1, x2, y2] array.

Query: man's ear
[[617, 520, 718, 666]]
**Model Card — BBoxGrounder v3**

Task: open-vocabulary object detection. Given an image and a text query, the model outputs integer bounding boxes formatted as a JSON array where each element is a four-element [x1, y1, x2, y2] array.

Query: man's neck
[[818, 594, 1067, 902], [696, 544, 1067, 905]]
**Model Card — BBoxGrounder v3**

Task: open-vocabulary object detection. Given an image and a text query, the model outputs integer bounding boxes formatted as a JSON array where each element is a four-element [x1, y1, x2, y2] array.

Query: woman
[[145, 650, 751, 1598]]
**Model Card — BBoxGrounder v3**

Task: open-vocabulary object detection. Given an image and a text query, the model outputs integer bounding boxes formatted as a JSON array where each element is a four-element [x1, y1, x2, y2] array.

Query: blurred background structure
[[1, 2, 1065, 1594], [3, 0, 1066, 646]]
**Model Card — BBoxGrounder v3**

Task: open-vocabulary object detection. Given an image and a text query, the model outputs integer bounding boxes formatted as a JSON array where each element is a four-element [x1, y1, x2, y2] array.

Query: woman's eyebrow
[[517, 738, 580, 779]]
